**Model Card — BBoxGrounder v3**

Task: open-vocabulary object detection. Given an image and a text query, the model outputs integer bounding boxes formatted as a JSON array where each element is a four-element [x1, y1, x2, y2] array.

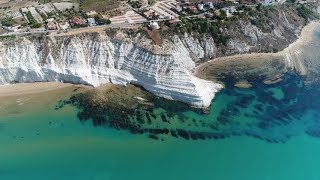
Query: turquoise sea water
[[0, 97, 320, 179], [1, 75, 320, 180], [1, 29, 320, 180]]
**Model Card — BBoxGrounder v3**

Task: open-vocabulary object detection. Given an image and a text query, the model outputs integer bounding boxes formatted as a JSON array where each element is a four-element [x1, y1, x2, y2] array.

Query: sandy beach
[[0, 82, 91, 116], [0, 21, 319, 98], [195, 20, 320, 79], [0, 82, 76, 97], [283, 21, 320, 52]]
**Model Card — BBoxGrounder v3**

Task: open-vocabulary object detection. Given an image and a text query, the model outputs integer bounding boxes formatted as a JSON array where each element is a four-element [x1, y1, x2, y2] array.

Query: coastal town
[[0, 0, 316, 37]]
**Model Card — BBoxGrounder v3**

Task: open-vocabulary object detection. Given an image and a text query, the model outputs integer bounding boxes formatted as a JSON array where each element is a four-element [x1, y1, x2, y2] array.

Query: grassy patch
[[177, 18, 231, 46], [25, 11, 42, 28], [296, 5, 312, 20], [0, 35, 16, 41], [78, 0, 120, 13], [1, 16, 14, 27], [94, 14, 111, 25]]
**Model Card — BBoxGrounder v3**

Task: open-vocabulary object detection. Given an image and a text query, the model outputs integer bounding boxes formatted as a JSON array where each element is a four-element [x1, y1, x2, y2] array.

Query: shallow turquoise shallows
[[0, 107, 320, 180], [1, 27, 320, 180]]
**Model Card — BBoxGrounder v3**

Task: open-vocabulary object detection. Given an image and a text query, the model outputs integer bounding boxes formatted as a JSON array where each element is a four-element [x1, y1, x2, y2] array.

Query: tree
[[217, 10, 227, 21], [297, 5, 312, 19], [31, 23, 42, 28], [94, 14, 111, 25], [257, 3, 263, 11], [1, 16, 14, 27]]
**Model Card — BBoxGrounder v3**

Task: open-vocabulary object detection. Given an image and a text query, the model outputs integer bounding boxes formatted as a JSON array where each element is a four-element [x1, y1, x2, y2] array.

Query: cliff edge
[[0, 31, 222, 108]]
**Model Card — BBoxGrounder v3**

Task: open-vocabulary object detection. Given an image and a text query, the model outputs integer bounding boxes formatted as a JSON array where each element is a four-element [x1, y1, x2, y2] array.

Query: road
[[0, 0, 289, 37], [0, 22, 146, 37], [263, 0, 287, 6], [0, 15, 184, 37]]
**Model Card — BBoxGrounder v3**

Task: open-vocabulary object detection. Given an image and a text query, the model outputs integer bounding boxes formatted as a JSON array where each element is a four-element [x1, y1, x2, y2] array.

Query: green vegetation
[[172, 3, 298, 46], [173, 6, 260, 45], [25, 11, 42, 28], [78, 0, 120, 13], [235, 5, 275, 33], [256, 3, 263, 11], [61, 8, 79, 19], [216, 10, 227, 21], [296, 5, 312, 19], [71, 21, 88, 29], [36, 9, 48, 21], [0, 35, 16, 41], [215, 1, 235, 9], [128, 0, 142, 8], [0, 16, 14, 27], [94, 14, 111, 25], [46, 12, 57, 19], [148, 0, 156, 6], [38, 0, 53, 3], [40, 12, 48, 21], [176, 18, 230, 46]]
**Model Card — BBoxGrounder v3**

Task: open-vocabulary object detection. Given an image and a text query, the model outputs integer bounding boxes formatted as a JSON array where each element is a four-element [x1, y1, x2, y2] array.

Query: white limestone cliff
[[0, 32, 222, 108]]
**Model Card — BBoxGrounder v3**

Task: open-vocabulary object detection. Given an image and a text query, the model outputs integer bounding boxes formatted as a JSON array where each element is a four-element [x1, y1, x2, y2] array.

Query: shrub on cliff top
[[0, 16, 14, 27], [297, 5, 312, 20]]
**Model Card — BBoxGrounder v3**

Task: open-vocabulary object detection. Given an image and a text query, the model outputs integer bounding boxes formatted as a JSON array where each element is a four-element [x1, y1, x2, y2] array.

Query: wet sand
[[0, 82, 76, 97], [0, 82, 150, 116], [0, 83, 88, 116]]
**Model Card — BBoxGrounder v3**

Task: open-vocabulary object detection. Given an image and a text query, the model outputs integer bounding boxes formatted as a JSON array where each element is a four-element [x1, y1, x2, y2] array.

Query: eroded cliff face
[[161, 4, 318, 62], [0, 31, 222, 108], [0, 4, 318, 107]]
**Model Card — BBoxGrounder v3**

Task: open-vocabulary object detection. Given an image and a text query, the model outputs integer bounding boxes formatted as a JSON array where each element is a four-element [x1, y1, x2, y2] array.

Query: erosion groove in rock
[[0, 32, 222, 108]]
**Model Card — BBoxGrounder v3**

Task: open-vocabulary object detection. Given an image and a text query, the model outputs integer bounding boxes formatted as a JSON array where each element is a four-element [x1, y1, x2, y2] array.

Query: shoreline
[[0, 21, 319, 105], [0, 82, 79, 97], [194, 20, 320, 78]]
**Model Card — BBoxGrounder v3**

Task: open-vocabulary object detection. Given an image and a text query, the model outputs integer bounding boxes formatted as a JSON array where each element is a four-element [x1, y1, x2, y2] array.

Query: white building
[[20, 8, 29, 13], [222, 6, 236, 17], [2, 25, 21, 32], [206, 2, 214, 9], [264, 0, 285, 5], [59, 22, 70, 30], [6, 11, 23, 19], [46, 18, 55, 22], [175, 5, 183, 12], [87, 18, 96, 27], [197, 4, 204, 11], [149, 21, 160, 30]]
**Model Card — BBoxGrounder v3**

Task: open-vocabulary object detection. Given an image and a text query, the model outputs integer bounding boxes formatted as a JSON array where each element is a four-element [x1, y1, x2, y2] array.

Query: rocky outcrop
[[0, 32, 222, 108], [0, 4, 318, 108]]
